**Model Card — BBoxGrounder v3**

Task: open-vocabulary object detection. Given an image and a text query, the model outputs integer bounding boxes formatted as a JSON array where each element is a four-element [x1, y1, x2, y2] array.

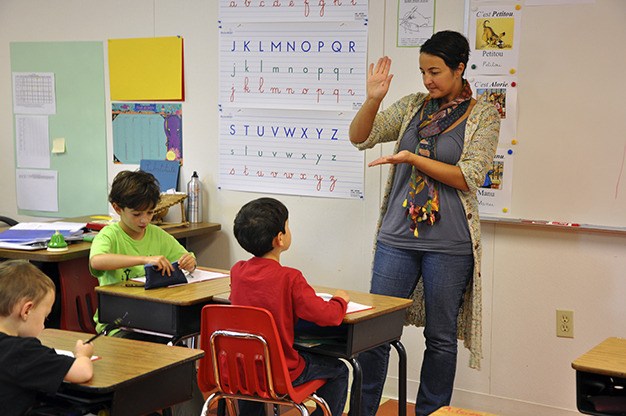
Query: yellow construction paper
[[108, 36, 183, 101]]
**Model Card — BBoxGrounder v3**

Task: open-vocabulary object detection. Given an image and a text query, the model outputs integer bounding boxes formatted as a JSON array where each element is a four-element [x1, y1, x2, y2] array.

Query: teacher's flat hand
[[367, 56, 394, 102], [368, 150, 416, 167]]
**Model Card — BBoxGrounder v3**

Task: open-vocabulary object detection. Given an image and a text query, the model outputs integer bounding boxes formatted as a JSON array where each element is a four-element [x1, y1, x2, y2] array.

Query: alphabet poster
[[219, 108, 361, 198], [220, 22, 366, 111], [218, 0, 368, 199]]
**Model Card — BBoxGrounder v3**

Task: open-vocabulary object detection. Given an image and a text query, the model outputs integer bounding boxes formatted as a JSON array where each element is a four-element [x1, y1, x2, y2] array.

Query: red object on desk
[[85, 222, 108, 231]]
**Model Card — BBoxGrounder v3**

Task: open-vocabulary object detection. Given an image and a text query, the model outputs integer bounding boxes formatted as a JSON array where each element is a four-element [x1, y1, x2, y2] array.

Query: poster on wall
[[477, 147, 513, 215], [16, 169, 58, 212], [219, 21, 367, 112], [466, 3, 522, 76], [472, 75, 517, 142], [218, 0, 368, 199], [111, 103, 183, 164], [472, 74, 517, 216], [397, 0, 435, 47], [12, 72, 56, 115], [218, 108, 363, 199], [219, 1, 368, 22]]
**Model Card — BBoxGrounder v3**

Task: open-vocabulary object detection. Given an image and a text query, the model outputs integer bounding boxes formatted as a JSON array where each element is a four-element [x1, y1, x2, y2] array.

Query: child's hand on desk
[[333, 290, 350, 304], [74, 339, 94, 359], [144, 255, 174, 276], [178, 253, 197, 273]]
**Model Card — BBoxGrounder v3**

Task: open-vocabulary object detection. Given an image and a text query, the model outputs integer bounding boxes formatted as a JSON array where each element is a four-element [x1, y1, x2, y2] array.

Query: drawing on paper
[[475, 18, 514, 50]]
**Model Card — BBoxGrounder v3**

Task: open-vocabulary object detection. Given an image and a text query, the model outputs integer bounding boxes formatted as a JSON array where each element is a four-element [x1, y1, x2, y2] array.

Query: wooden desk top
[[38, 328, 204, 392], [572, 337, 626, 377], [212, 285, 413, 324], [95, 269, 231, 306], [0, 219, 221, 262], [314, 285, 412, 323]]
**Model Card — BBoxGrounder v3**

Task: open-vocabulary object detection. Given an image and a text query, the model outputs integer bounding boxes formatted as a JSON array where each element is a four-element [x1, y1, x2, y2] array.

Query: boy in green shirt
[[90, 170, 196, 289], [89, 170, 202, 415]]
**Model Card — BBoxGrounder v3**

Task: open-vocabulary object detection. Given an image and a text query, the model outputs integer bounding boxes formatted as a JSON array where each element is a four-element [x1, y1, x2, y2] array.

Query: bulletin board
[[382, 1, 626, 229], [10, 42, 108, 218]]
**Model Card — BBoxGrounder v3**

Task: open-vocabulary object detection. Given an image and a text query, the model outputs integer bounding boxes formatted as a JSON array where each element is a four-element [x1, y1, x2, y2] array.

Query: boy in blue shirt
[[0, 260, 94, 416], [231, 197, 350, 416]]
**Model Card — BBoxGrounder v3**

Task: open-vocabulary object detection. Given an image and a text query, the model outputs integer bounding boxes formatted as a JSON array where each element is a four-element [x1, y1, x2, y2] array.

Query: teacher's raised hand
[[349, 56, 395, 144], [367, 56, 394, 102]]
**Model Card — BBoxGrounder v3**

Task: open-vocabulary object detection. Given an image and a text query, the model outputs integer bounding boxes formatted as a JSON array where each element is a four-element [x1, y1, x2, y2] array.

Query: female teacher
[[349, 31, 500, 415]]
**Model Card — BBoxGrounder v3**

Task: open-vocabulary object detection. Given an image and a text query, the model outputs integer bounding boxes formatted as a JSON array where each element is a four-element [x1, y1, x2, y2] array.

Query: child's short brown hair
[[109, 170, 161, 211], [0, 260, 55, 317]]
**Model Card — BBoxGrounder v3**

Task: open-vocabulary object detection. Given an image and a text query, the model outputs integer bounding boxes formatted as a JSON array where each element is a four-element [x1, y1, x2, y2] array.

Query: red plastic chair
[[58, 258, 98, 334], [198, 304, 332, 416]]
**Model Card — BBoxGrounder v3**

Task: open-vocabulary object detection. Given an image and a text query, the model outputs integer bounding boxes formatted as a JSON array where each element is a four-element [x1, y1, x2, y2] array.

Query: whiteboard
[[382, 0, 626, 229]]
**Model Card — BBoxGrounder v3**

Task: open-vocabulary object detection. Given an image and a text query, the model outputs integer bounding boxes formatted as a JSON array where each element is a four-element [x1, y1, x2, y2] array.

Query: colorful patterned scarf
[[403, 80, 473, 237]]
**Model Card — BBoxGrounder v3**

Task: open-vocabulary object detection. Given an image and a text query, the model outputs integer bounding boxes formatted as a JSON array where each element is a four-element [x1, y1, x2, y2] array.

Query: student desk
[[0, 219, 221, 328], [572, 337, 626, 415], [96, 271, 231, 345], [0, 220, 221, 262], [301, 286, 412, 416], [212, 286, 413, 416], [39, 328, 204, 416]]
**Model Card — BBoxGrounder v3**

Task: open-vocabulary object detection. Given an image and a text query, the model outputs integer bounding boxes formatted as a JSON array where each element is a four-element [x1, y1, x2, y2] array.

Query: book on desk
[[0, 222, 87, 250]]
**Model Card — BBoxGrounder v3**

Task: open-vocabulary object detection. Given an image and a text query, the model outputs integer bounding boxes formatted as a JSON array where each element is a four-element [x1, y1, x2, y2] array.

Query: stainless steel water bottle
[[186, 171, 202, 223]]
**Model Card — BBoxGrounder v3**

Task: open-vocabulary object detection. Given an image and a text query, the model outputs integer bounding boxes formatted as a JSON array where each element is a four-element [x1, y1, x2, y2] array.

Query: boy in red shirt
[[231, 197, 350, 416]]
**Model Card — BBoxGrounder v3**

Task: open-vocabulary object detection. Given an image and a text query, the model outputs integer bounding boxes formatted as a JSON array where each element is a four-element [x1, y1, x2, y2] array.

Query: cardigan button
[[467, 213, 473, 219]]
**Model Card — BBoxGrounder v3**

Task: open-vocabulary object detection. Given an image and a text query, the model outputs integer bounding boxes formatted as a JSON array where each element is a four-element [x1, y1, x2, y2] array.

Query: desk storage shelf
[[573, 337, 626, 415]]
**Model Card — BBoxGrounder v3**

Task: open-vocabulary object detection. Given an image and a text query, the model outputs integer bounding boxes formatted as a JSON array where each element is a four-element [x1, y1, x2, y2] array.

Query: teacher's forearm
[[413, 155, 470, 192], [349, 98, 382, 144]]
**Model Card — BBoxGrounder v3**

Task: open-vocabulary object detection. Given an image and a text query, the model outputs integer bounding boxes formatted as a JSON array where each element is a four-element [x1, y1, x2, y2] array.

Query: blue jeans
[[351, 242, 473, 416], [238, 351, 348, 416]]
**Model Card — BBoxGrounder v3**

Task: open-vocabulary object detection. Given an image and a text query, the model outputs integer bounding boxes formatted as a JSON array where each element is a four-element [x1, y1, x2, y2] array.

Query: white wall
[[2, 1, 626, 415]]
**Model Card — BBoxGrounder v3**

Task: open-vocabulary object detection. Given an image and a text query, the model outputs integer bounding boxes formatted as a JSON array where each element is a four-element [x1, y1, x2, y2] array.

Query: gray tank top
[[377, 116, 472, 255]]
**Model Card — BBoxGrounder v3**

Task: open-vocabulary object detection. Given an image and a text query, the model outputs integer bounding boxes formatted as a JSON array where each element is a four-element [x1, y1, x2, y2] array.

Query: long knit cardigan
[[353, 92, 500, 369]]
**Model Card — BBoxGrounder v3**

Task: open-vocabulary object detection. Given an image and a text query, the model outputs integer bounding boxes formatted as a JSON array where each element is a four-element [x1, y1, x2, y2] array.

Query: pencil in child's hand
[[84, 331, 104, 344]]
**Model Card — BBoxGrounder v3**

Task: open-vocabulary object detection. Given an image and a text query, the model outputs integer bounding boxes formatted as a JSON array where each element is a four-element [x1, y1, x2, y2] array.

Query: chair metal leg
[[224, 398, 238, 415], [309, 393, 332, 416], [217, 398, 226, 416]]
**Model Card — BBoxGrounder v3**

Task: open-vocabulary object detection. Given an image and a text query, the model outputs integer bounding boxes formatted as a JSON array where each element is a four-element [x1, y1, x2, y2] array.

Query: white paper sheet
[[16, 115, 50, 169], [132, 269, 228, 284], [12, 72, 56, 115], [16, 169, 58, 212], [316, 292, 373, 314], [11, 222, 86, 232]]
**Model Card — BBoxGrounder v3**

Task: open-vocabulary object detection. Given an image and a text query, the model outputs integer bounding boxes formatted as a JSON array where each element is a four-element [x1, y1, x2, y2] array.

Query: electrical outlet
[[556, 309, 574, 338]]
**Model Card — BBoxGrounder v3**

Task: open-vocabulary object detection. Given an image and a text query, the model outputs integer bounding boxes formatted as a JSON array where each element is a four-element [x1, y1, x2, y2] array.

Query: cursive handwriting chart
[[218, 0, 368, 199], [219, 108, 363, 199], [220, 22, 367, 111], [219, 0, 368, 23]]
